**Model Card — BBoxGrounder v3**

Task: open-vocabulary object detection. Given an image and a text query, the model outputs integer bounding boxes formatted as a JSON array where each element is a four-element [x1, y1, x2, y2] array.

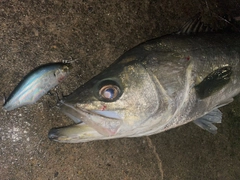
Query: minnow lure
[[3, 62, 72, 111]]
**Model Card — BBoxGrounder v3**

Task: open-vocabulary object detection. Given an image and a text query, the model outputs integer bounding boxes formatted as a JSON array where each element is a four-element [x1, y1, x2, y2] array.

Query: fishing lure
[[3, 62, 72, 111]]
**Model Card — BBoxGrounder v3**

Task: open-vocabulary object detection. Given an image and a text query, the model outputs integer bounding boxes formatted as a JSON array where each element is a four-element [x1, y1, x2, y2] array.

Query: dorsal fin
[[176, 13, 213, 34], [176, 13, 240, 35]]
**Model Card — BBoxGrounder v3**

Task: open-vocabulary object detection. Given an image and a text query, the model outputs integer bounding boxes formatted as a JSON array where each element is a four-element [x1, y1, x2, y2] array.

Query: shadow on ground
[[0, 0, 240, 179]]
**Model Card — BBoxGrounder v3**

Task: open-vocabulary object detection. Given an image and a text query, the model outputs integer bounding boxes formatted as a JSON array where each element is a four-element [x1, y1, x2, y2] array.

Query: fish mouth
[[48, 101, 122, 143]]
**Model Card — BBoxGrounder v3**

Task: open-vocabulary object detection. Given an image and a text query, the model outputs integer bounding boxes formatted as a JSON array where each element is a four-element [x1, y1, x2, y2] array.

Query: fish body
[[48, 32, 240, 143], [47, 12, 240, 143], [3, 62, 71, 111]]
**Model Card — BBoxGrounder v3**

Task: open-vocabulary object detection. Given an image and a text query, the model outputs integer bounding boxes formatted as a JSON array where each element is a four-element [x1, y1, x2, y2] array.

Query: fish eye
[[96, 80, 122, 102], [99, 85, 120, 101]]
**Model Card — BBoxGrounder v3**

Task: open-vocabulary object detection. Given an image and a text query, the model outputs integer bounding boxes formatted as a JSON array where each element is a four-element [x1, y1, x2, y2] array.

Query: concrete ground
[[0, 0, 240, 179]]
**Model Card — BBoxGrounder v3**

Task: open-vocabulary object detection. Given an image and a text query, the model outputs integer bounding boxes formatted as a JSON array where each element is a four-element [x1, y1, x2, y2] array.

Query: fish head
[[49, 60, 163, 142]]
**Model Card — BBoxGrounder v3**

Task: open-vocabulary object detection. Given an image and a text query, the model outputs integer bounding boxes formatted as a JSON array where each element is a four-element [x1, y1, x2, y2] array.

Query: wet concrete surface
[[0, 0, 240, 179]]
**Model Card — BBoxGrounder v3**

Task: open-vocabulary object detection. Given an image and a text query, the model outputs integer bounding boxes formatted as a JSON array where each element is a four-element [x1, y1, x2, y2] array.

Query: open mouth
[[48, 101, 122, 143]]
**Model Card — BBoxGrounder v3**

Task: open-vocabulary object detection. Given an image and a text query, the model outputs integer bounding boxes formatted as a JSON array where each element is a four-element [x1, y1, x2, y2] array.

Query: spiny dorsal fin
[[176, 13, 240, 35], [176, 13, 213, 34], [195, 66, 232, 99]]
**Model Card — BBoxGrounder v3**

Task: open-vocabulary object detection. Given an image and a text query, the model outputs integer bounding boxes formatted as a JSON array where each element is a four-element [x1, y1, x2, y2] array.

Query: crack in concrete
[[146, 136, 164, 180]]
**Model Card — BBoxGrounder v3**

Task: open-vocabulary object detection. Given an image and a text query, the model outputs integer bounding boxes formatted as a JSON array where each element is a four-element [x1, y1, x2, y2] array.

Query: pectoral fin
[[195, 66, 232, 99], [193, 109, 222, 134]]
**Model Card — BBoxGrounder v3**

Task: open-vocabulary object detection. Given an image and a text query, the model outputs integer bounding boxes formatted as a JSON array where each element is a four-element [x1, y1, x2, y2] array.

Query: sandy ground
[[0, 0, 240, 179]]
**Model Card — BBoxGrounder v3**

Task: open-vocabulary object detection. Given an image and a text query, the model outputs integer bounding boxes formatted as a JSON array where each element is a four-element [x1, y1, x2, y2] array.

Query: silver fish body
[[49, 32, 240, 143], [3, 63, 71, 111]]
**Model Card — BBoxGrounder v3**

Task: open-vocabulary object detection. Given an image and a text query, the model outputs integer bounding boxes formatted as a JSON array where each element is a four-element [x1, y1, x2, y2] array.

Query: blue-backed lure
[[3, 62, 72, 111]]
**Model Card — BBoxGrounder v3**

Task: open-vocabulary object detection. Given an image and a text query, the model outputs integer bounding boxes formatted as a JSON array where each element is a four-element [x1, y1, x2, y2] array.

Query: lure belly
[[3, 62, 72, 111]]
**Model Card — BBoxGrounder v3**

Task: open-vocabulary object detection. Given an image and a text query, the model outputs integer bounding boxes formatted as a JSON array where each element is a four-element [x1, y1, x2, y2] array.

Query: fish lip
[[61, 101, 121, 121], [76, 107, 120, 120], [48, 123, 107, 143], [60, 101, 122, 136]]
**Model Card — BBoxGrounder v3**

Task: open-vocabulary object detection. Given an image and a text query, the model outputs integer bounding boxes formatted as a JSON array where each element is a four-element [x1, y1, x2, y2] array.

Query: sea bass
[[3, 62, 72, 111], [48, 18, 240, 143]]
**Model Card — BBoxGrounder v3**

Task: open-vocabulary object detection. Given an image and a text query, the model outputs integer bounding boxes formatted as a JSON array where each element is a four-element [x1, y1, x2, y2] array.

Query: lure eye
[[99, 85, 120, 101]]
